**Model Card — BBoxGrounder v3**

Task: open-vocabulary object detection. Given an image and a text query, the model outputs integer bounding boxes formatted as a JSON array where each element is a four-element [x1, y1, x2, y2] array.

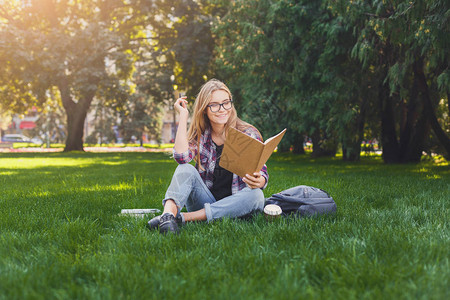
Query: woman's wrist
[[179, 112, 189, 122], [259, 175, 266, 188]]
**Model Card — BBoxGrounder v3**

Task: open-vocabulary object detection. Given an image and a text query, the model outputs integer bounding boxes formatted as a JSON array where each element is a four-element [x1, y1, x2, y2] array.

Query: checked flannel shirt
[[173, 126, 269, 195]]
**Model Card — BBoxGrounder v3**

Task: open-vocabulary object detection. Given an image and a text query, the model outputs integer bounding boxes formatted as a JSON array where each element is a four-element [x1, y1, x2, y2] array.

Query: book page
[[264, 129, 287, 145], [257, 128, 287, 170]]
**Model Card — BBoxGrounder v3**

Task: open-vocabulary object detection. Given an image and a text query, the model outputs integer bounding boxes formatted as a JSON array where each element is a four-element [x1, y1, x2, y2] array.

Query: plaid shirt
[[173, 126, 269, 194]]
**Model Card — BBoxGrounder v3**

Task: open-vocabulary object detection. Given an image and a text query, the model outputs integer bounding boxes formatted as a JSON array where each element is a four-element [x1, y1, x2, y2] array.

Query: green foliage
[[0, 153, 448, 298], [341, 0, 449, 161], [0, 0, 160, 150], [85, 102, 118, 145], [214, 0, 449, 161], [146, 0, 218, 98], [1, 0, 448, 159], [0, 0, 217, 150], [214, 0, 369, 158], [120, 93, 164, 144], [29, 88, 67, 144], [214, 0, 304, 138]]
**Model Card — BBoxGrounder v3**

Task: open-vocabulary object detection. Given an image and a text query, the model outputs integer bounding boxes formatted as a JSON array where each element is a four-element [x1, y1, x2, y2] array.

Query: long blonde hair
[[188, 79, 251, 168]]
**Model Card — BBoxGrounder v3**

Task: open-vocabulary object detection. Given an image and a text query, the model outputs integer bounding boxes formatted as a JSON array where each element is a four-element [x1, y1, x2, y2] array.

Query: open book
[[219, 127, 287, 178]]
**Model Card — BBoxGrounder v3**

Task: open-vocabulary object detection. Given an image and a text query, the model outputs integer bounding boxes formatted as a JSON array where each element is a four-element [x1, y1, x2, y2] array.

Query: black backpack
[[265, 185, 337, 217]]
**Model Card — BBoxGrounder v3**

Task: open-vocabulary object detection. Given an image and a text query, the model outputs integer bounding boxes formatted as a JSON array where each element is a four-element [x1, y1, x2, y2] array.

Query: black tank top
[[210, 142, 233, 200]]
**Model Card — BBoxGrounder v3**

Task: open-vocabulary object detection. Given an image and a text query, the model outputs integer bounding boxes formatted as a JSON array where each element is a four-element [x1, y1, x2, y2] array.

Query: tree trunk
[[58, 78, 96, 152], [311, 131, 321, 157], [292, 133, 305, 154], [276, 141, 291, 153], [414, 59, 450, 158], [342, 97, 366, 161], [400, 107, 429, 163], [65, 107, 89, 151], [342, 140, 362, 161], [342, 138, 362, 161], [395, 58, 428, 163], [448, 93, 450, 119], [311, 130, 337, 158], [379, 81, 400, 163]]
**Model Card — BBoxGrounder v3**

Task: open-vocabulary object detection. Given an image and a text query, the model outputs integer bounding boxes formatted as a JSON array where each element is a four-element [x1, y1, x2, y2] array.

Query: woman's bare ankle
[[163, 199, 178, 216]]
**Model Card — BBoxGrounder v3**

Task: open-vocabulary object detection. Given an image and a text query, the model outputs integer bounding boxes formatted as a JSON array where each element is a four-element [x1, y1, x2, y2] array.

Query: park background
[[0, 0, 449, 299], [0, 0, 448, 161]]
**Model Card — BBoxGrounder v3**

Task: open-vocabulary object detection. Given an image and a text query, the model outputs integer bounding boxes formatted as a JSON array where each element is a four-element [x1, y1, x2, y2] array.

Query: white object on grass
[[264, 204, 282, 216], [120, 208, 161, 217]]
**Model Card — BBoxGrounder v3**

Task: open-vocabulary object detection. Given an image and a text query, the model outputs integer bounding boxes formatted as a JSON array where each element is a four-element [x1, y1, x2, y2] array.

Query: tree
[[214, 0, 351, 157], [0, 0, 222, 151], [134, 0, 219, 145], [0, 0, 155, 151], [150, 0, 218, 98], [120, 93, 163, 145], [31, 87, 67, 144], [329, 0, 450, 162], [0, 106, 11, 139], [85, 100, 117, 145], [215, 0, 449, 162], [213, 0, 305, 151]]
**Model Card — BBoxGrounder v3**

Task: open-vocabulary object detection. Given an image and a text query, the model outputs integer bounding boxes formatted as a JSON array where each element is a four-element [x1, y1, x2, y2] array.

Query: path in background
[[0, 147, 172, 153]]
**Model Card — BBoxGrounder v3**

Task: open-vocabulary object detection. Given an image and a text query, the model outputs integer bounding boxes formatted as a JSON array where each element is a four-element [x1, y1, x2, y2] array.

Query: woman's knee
[[247, 188, 265, 210], [174, 163, 197, 175]]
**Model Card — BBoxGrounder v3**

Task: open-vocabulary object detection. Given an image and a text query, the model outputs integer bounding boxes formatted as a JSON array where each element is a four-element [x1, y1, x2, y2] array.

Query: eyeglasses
[[207, 99, 233, 112]]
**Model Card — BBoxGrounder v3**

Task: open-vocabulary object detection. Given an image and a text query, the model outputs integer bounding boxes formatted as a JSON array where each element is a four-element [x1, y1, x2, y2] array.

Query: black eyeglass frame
[[206, 99, 234, 112]]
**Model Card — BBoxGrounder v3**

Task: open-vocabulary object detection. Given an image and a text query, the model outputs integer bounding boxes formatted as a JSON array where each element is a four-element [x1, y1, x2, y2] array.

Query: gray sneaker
[[159, 213, 179, 235], [146, 215, 161, 231], [146, 213, 183, 232]]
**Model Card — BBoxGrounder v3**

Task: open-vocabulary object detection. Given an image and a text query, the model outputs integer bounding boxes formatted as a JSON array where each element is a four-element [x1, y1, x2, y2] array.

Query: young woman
[[148, 79, 268, 234]]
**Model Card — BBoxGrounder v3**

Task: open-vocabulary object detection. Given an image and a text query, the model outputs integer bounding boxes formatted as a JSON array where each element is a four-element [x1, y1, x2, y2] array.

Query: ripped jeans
[[163, 164, 265, 222]]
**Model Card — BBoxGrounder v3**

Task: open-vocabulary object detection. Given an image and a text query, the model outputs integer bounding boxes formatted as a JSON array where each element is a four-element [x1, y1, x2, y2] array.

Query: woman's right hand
[[174, 96, 189, 118], [173, 96, 189, 154]]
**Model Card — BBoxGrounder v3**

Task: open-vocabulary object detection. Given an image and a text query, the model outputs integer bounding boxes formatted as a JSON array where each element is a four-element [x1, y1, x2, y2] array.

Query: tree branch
[[364, 3, 414, 20], [58, 76, 75, 113]]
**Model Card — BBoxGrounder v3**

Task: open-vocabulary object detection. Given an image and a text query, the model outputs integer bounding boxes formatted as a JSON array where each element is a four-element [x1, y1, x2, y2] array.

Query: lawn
[[0, 152, 448, 299]]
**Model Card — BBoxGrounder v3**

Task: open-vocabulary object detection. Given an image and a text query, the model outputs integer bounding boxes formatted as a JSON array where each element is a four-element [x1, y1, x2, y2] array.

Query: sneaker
[[159, 213, 179, 235], [146, 215, 161, 231], [146, 214, 183, 231]]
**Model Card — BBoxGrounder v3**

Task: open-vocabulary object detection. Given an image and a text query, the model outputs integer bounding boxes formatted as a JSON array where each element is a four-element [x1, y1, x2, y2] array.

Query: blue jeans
[[163, 164, 265, 222]]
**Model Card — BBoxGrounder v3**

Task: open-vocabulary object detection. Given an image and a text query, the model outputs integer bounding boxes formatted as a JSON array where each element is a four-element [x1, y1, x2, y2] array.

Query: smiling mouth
[[216, 114, 228, 118]]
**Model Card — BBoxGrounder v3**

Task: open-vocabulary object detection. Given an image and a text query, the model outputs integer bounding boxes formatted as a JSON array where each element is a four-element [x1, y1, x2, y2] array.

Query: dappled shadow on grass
[[0, 152, 178, 251], [0, 151, 174, 170], [1, 152, 447, 228], [0, 152, 177, 203]]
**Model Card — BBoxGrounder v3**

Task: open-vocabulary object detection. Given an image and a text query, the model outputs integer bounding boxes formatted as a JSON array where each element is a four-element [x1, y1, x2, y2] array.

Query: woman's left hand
[[243, 172, 266, 189]]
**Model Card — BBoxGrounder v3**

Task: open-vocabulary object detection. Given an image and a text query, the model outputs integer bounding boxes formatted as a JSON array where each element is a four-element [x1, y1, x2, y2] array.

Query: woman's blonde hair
[[187, 79, 251, 168]]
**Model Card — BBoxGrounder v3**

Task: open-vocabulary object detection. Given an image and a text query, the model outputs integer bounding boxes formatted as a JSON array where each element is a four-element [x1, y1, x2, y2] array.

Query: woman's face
[[206, 90, 232, 126]]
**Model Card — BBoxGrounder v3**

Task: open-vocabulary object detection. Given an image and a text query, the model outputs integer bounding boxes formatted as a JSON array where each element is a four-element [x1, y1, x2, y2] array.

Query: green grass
[[0, 152, 448, 299]]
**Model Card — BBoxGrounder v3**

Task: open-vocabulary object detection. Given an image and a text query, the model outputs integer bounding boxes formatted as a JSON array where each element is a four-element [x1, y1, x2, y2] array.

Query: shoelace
[[160, 213, 174, 222]]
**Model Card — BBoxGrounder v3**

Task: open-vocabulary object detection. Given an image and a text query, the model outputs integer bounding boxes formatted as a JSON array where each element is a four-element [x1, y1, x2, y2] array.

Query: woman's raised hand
[[243, 172, 266, 189], [173, 96, 189, 153], [174, 96, 189, 118]]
